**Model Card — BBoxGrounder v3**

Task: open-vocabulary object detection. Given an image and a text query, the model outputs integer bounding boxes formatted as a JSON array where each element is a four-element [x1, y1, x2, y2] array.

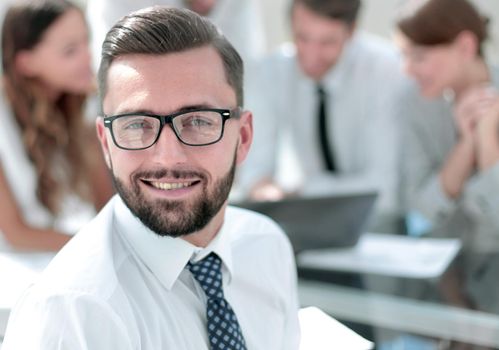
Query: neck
[[453, 58, 490, 102], [181, 203, 227, 248]]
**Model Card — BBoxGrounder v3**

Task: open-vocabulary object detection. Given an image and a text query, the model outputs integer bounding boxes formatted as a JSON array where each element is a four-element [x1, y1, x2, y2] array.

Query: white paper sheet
[[297, 233, 461, 278], [299, 306, 373, 350]]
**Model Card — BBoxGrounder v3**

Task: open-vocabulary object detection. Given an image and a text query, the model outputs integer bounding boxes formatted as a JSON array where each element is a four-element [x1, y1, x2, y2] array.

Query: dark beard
[[112, 153, 236, 238]]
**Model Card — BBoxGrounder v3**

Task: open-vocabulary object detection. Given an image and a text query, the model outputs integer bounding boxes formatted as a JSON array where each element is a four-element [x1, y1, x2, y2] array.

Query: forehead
[[396, 32, 449, 57], [39, 8, 87, 46], [103, 46, 236, 115]]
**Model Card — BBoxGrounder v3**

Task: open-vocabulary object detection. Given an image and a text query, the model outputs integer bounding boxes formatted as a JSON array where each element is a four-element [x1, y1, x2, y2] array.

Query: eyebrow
[[110, 104, 218, 116]]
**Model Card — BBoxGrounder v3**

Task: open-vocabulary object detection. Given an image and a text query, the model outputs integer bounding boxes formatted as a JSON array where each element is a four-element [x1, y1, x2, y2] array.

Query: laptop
[[233, 192, 377, 253]]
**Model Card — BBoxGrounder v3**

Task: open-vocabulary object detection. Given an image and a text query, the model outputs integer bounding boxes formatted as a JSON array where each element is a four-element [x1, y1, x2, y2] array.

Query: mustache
[[131, 168, 208, 181]]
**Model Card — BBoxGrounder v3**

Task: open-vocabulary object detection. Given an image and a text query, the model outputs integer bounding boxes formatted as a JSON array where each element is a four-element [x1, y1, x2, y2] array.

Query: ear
[[96, 117, 112, 168], [454, 30, 479, 59], [235, 110, 253, 165], [14, 50, 39, 77], [346, 22, 357, 39]]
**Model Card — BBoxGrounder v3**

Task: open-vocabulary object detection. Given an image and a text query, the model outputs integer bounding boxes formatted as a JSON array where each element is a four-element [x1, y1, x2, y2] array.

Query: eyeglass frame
[[102, 107, 241, 150]]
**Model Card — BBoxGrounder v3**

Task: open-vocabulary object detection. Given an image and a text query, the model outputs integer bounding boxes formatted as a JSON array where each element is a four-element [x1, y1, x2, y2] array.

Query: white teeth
[[151, 182, 192, 190]]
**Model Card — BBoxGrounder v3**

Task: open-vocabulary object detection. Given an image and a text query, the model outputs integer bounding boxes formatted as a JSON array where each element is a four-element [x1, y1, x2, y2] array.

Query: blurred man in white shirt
[[240, 0, 407, 233]]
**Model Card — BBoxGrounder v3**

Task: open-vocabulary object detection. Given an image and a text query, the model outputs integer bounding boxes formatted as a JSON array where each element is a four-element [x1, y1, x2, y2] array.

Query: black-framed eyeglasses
[[103, 108, 240, 150]]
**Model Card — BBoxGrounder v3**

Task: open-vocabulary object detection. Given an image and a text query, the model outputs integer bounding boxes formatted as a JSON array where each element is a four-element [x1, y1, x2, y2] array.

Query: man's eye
[[186, 117, 212, 127], [124, 120, 153, 130], [62, 45, 77, 57]]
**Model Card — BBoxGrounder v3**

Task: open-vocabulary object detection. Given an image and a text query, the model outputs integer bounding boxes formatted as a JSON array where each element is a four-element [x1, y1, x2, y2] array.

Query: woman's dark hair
[[98, 6, 244, 110], [397, 0, 489, 56], [2, 0, 93, 214]]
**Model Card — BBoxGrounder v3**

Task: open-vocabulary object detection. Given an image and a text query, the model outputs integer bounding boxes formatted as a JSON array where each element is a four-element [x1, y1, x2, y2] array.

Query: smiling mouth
[[144, 180, 199, 191]]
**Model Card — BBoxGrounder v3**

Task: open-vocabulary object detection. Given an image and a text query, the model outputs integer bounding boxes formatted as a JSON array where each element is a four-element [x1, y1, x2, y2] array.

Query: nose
[[302, 42, 321, 64], [150, 124, 189, 165]]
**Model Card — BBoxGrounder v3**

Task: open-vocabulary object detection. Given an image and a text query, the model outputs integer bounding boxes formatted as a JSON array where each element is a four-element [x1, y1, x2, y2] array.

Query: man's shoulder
[[342, 32, 400, 76], [226, 205, 283, 231], [225, 205, 293, 248], [224, 206, 297, 286], [34, 197, 127, 299], [353, 31, 399, 57], [250, 42, 298, 76]]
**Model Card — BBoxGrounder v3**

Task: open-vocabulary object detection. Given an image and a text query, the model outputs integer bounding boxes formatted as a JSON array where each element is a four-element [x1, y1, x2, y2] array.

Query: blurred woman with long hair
[[0, 0, 113, 251]]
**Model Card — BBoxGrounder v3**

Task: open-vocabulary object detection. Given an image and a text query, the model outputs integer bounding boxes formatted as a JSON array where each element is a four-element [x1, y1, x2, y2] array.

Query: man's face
[[183, 0, 217, 16], [291, 2, 354, 81], [96, 46, 252, 240]]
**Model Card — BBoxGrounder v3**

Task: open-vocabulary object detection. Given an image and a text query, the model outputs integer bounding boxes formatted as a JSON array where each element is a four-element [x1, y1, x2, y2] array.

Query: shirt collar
[[114, 197, 234, 290], [194, 219, 234, 281]]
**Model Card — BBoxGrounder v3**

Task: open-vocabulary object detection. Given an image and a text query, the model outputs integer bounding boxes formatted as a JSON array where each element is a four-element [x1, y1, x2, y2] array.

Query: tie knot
[[188, 253, 224, 299]]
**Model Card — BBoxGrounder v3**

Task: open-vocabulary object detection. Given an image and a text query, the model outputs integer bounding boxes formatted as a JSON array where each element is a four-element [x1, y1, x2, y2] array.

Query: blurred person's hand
[[249, 179, 286, 202], [453, 85, 497, 139], [475, 95, 499, 170]]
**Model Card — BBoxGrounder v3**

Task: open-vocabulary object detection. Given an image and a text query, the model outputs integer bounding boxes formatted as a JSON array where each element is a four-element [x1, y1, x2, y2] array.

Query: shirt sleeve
[[400, 89, 459, 228], [2, 290, 134, 350], [462, 162, 499, 230], [410, 172, 457, 224]]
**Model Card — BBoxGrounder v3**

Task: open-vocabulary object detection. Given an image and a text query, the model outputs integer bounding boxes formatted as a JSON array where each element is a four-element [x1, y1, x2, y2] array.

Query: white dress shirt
[[2, 196, 300, 349], [240, 32, 408, 232], [0, 95, 95, 250], [86, 0, 266, 69]]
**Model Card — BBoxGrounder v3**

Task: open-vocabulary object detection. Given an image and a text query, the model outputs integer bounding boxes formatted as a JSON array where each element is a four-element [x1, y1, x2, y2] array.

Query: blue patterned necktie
[[188, 253, 247, 350]]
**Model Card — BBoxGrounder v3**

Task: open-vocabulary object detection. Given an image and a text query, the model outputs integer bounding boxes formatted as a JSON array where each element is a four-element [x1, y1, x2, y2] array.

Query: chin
[[420, 89, 437, 99], [304, 69, 326, 81], [418, 83, 441, 99]]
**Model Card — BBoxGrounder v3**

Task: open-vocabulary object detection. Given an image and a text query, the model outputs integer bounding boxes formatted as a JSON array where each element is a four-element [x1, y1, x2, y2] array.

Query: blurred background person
[[85, 0, 266, 70], [0, 0, 113, 251], [238, 0, 407, 234], [397, 0, 499, 313]]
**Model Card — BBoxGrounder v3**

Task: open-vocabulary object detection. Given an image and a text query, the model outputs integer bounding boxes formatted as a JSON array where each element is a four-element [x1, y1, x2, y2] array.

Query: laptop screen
[[233, 192, 377, 253]]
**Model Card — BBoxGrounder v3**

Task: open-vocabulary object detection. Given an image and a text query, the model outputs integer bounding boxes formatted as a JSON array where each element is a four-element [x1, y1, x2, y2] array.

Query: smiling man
[[2, 7, 300, 350]]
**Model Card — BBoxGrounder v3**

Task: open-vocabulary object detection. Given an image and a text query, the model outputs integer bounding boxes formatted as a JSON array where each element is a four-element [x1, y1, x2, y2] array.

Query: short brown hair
[[291, 0, 362, 25], [97, 6, 244, 112], [397, 0, 489, 56]]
